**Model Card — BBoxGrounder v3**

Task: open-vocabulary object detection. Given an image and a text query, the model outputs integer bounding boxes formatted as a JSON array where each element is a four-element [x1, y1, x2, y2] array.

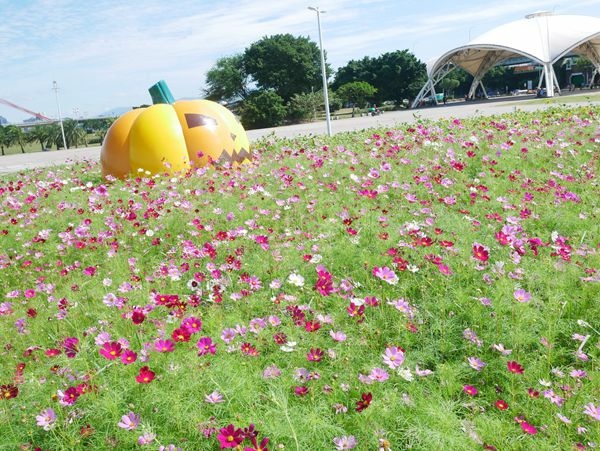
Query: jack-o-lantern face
[[173, 100, 251, 168], [101, 99, 251, 179]]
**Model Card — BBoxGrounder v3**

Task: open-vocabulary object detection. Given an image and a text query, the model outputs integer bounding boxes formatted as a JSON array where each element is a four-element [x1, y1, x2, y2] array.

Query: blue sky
[[1, 0, 599, 123]]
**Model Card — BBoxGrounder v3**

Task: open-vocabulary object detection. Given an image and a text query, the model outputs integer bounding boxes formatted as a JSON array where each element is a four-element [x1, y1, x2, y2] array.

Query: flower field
[[1, 105, 599, 450]]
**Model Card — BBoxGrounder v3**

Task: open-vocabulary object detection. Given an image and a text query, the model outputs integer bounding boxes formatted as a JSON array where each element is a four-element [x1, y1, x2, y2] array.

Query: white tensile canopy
[[412, 13, 600, 108]]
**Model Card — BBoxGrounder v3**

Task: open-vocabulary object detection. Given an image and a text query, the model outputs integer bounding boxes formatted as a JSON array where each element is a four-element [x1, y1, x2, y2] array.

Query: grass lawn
[[0, 104, 598, 450]]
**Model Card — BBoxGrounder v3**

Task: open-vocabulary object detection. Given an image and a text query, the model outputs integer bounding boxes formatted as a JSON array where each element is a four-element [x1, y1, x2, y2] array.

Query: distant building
[[0, 115, 7, 125]]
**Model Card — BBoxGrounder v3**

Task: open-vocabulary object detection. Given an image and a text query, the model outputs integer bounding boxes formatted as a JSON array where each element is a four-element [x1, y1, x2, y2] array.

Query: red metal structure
[[0, 98, 51, 121]]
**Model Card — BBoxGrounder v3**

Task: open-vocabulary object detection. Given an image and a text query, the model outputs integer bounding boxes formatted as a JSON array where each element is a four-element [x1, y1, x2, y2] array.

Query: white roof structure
[[413, 13, 600, 108]]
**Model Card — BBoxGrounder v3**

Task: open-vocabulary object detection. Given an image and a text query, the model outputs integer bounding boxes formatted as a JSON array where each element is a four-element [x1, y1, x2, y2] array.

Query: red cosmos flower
[[99, 341, 122, 360], [495, 399, 509, 410], [507, 361, 524, 374], [527, 387, 540, 398], [14, 363, 25, 384], [304, 320, 321, 332], [1, 384, 18, 399], [131, 308, 145, 325], [347, 302, 365, 318], [472, 244, 489, 262], [241, 342, 259, 357], [416, 236, 434, 247], [355, 392, 373, 412], [273, 332, 287, 345], [217, 423, 244, 449], [245, 436, 270, 451], [314, 269, 334, 296], [62, 386, 80, 405], [135, 366, 155, 384], [171, 327, 191, 343], [306, 348, 324, 362]]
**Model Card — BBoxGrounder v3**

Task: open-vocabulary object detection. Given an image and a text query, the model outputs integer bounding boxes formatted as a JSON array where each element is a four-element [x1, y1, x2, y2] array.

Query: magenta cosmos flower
[[154, 339, 175, 353], [197, 337, 216, 356], [99, 341, 122, 360], [217, 424, 244, 448]]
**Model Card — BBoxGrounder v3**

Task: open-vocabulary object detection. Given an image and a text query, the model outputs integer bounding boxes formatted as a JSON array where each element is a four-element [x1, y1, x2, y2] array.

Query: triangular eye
[[230, 133, 237, 141], [185, 113, 217, 128]]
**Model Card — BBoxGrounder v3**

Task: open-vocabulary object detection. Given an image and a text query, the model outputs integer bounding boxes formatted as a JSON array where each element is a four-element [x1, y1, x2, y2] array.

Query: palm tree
[[26, 125, 51, 151], [4, 125, 26, 153]]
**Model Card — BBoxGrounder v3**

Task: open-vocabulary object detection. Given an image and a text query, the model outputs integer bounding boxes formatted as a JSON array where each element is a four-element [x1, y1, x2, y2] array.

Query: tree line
[[0, 118, 114, 155], [203, 34, 427, 129]]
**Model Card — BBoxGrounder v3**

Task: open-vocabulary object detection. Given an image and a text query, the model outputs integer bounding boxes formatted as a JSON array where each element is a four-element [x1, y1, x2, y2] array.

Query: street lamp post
[[52, 81, 67, 150], [308, 6, 332, 137]]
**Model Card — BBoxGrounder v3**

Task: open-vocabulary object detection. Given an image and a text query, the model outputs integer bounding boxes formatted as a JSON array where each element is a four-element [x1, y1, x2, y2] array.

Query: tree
[[62, 119, 87, 148], [333, 50, 426, 104], [26, 125, 51, 151], [4, 125, 25, 153], [373, 51, 427, 103], [204, 54, 249, 103], [0, 125, 6, 155], [287, 91, 323, 123], [243, 34, 327, 101], [336, 81, 378, 116], [239, 91, 287, 129], [438, 77, 460, 98]]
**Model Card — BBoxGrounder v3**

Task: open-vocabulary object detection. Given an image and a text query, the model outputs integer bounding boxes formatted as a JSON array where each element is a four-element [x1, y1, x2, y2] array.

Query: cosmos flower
[[117, 411, 140, 430]]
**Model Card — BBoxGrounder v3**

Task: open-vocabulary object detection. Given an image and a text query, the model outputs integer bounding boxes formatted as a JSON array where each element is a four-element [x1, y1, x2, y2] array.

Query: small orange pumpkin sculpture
[[101, 81, 251, 179]]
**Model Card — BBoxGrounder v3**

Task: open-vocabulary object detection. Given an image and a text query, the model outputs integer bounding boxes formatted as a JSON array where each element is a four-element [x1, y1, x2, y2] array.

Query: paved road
[[1, 94, 598, 174]]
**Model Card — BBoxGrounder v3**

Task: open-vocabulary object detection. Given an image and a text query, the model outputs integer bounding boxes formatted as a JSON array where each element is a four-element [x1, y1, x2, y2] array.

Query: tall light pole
[[52, 81, 67, 150], [308, 6, 332, 137]]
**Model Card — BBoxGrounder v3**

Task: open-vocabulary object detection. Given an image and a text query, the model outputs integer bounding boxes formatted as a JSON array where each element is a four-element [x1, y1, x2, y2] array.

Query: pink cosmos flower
[[36, 408, 56, 430], [262, 364, 281, 379], [204, 390, 225, 403], [583, 402, 600, 421], [330, 330, 347, 342], [138, 432, 155, 445], [467, 356, 486, 371], [514, 288, 531, 303], [372, 266, 399, 285], [382, 346, 405, 369], [118, 411, 140, 430], [369, 367, 389, 382], [154, 339, 175, 353], [333, 435, 357, 450]]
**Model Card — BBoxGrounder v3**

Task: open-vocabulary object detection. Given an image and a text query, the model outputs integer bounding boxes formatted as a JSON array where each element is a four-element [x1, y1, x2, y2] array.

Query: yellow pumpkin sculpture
[[101, 81, 251, 179]]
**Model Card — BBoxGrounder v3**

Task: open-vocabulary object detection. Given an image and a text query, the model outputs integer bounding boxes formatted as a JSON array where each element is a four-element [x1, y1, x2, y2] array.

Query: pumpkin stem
[[149, 80, 175, 105]]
